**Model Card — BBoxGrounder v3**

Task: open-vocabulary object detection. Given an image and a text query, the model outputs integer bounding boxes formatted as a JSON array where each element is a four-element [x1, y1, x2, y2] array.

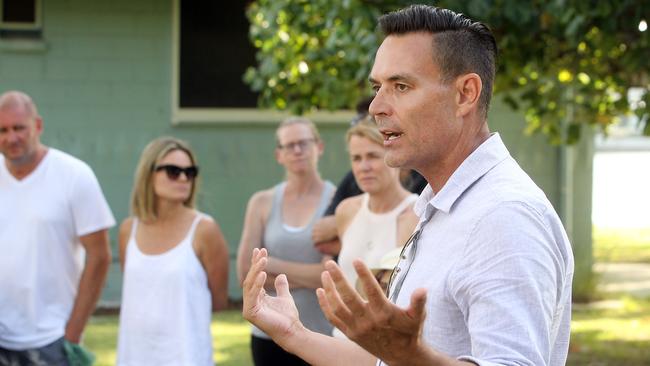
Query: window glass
[[2, 0, 36, 23], [179, 0, 258, 108]]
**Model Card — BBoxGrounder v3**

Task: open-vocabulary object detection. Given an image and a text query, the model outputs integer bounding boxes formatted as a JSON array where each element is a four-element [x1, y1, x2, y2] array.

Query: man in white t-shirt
[[0, 90, 116, 365]]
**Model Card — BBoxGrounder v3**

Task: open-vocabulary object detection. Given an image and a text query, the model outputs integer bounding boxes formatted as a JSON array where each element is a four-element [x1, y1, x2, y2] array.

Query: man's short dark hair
[[379, 5, 497, 118]]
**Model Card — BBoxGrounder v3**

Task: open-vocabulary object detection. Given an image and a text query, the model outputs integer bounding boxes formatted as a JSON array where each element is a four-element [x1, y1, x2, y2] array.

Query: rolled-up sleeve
[[449, 202, 571, 366]]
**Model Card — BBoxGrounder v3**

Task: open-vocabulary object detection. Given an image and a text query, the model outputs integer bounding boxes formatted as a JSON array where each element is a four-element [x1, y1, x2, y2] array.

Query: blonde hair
[[346, 120, 383, 146], [130, 136, 198, 221], [275, 116, 321, 145]]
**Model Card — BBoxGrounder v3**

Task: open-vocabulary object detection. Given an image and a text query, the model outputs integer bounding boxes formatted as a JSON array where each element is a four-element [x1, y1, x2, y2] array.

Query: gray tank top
[[252, 181, 335, 338]]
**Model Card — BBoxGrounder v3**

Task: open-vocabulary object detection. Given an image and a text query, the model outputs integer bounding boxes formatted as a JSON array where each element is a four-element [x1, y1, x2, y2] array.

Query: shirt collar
[[414, 133, 511, 217]]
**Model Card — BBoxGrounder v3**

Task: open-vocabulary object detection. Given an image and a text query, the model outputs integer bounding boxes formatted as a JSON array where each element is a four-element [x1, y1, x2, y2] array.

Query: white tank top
[[334, 193, 417, 338], [117, 213, 214, 366], [339, 193, 418, 292]]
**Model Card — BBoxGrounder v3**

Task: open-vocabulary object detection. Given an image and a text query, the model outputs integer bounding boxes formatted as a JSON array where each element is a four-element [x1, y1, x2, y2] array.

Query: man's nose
[[4, 130, 19, 143], [369, 90, 390, 120]]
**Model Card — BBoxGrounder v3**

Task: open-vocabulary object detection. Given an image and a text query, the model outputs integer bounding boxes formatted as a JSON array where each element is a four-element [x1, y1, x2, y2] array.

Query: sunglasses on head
[[154, 164, 199, 180]]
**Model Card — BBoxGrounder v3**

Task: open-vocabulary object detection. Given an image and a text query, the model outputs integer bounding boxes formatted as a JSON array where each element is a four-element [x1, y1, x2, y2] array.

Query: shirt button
[[401, 255, 406, 260], [396, 267, 401, 273]]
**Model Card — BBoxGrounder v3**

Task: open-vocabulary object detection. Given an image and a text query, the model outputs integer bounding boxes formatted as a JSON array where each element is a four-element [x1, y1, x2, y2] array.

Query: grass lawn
[[594, 227, 650, 263], [568, 297, 650, 365], [567, 227, 650, 364], [86, 299, 650, 366]]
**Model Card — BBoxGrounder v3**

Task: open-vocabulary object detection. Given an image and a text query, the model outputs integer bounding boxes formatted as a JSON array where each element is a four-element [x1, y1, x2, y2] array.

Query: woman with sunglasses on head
[[332, 120, 419, 338], [116, 137, 229, 366], [237, 117, 335, 366]]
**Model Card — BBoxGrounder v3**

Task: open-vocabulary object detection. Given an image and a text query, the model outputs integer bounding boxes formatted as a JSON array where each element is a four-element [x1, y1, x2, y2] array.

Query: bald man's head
[[0, 91, 40, 119], [0, 90, 45, 170]]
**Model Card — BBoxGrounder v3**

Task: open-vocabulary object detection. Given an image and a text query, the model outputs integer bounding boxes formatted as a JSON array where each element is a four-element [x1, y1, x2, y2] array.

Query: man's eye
[[396, 84, 408, 92], [371, 85, 380, 94]]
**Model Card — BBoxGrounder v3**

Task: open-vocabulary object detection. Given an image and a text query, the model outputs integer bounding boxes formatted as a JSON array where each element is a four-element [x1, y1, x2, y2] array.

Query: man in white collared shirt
[[241, 5, 574, 366], [388, 133, 573, 366]]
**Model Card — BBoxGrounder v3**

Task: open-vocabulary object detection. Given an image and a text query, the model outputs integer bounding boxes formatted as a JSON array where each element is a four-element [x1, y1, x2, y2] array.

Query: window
[[179, 0, 257, 108], [0, 0, 42, 39], [171, 0, 353, 124], [173, 0, 265, 123]]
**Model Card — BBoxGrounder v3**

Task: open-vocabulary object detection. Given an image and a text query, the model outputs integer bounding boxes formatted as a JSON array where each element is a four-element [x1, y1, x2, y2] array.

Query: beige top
[[339, 193, 418, 292]]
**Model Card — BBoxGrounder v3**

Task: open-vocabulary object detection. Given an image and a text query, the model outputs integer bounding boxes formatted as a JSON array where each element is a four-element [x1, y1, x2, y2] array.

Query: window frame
[[0, 0, 42, 31], [170, 0, 353, 126]]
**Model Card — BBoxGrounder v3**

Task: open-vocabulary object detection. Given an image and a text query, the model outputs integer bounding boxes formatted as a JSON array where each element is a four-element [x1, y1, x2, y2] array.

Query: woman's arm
[[265, 256, 333, 289], [196, 216, 230, 311], [236, 190, 271, 286], [118, 218, 133, 272], [334, 196, 363, 238]]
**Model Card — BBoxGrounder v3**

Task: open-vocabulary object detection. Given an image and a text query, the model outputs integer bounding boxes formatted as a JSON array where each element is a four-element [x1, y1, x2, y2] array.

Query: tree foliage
[[245, 0, 649, 144], [244, 0, 381, 113]]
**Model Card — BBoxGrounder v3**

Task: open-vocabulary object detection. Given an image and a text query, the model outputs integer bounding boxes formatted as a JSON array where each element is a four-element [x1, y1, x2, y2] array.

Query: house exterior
[[0, 0, 593, 305]]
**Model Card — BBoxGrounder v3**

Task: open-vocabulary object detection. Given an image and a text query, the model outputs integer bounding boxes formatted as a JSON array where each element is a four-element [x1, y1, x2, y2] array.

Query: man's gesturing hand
[[242, 248, 305, 344], [316, 259, 429, 366]]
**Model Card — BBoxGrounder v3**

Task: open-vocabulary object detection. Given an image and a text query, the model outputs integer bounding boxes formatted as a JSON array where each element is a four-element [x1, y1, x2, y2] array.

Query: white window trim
[[170, 0, 353, 126], [0, 0, 42, 31]]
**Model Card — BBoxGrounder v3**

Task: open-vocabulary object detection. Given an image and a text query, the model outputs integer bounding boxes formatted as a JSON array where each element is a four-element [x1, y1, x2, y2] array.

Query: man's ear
[[274, 147, 282, 164], [454, 73, 482, 118], [35, 116, 44, 134]]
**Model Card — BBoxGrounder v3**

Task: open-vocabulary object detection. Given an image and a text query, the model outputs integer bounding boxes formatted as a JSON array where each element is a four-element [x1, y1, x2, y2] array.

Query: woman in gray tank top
[[237, 117, 335, 366]]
